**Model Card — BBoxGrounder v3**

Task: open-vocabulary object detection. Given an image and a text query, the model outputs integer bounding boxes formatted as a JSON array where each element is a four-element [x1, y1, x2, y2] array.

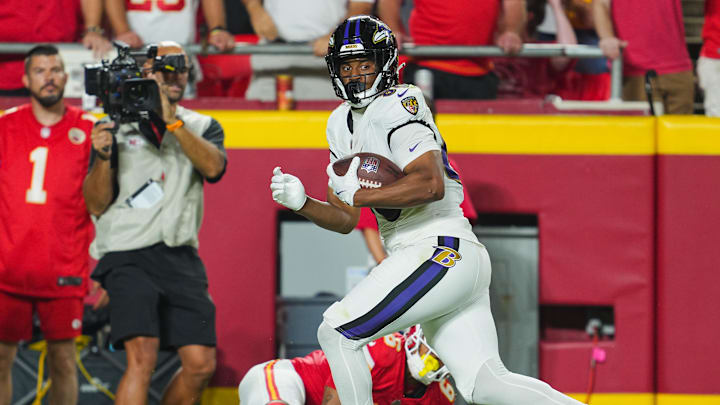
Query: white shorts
[[698, 56, 720, 117], [238, 359, 305, 405]]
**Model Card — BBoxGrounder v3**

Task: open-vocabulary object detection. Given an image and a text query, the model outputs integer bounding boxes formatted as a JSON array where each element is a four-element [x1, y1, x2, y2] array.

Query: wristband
[[209, 26, 228, 35], [84, 26, 105, 36], [166, 119, 184, 132]]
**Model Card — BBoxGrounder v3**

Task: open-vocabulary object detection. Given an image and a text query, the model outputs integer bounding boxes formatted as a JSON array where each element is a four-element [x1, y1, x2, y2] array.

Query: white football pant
[[318, 236, 586, 405]]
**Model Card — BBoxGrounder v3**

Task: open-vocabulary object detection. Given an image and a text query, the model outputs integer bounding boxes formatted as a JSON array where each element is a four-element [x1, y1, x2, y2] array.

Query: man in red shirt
[[238, 326, 456, 405], [698, 0, 720, 116], [0, 0, 110, 95], [378, 0, 526, 99], [593, 0, 694, 114], [0, 45, 95, 405]]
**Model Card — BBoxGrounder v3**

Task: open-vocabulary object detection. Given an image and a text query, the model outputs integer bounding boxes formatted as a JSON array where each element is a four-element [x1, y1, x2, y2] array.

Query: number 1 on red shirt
[[26, 146, 48, 204]]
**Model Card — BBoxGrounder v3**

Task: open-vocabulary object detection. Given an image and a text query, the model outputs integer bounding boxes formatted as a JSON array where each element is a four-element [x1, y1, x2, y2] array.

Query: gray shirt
[[89, 106, 226, 259]]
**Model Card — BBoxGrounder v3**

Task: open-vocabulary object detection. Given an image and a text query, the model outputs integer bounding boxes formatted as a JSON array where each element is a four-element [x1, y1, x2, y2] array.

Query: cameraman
[[83, 41, 227, 405]]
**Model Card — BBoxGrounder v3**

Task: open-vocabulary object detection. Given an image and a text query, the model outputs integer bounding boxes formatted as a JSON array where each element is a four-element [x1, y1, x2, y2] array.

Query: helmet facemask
[[404, 325, 450, 385]]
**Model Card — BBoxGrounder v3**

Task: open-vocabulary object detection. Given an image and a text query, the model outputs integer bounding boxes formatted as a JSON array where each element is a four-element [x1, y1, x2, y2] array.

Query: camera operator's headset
[[149, 49, 196, 83]]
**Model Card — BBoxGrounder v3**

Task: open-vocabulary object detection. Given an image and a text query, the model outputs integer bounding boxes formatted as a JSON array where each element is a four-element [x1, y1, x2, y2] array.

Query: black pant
[[404, 63, 499, 100]]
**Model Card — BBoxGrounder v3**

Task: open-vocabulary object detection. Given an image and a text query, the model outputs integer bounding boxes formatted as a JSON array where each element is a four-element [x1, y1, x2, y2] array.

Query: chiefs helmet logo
[[431, 247, 462, 268]]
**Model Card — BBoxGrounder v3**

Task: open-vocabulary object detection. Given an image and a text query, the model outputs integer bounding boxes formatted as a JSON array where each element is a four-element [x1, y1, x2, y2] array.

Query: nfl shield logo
[[360, 157, 379, 174], [401, 96, 419, 115]]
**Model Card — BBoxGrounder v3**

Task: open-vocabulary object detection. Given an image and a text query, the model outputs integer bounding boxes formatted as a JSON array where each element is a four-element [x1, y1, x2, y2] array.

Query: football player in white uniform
[[269, 15, 586, 405]]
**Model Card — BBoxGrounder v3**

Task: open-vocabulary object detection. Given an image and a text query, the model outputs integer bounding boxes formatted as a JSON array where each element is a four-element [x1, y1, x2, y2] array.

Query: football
[[332, 152, 404, 189]]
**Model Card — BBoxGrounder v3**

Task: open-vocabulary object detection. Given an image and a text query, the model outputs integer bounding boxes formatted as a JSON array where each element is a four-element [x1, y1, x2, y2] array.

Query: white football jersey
[[125, 0, 199, 45], [326, 84, 478, 251]]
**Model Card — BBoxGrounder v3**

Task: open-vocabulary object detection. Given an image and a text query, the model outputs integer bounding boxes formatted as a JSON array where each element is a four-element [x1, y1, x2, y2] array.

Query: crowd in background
[[0, 0, 716, 115]]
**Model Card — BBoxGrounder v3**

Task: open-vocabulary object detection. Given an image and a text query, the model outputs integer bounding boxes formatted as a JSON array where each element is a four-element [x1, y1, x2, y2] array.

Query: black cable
[[645, 69, 658, 116]]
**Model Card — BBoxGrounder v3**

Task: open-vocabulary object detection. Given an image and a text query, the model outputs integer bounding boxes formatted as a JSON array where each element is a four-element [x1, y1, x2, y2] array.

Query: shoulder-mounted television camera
[[84, 41, 161, 123]]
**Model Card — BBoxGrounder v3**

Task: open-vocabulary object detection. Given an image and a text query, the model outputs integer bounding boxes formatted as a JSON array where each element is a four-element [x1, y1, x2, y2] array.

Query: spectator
[[0, 45, 96, 405], [105, 0, 235, 98], [83, 41, 227, 405], [0, 0, 110, 95], [105, 0, 235, 51], [698, 0, 720, 116], [495, 0, 579, 98], [593, 0, 694, 114], [378, 0, 527, 99], [238, 326, 455, 404], [243, 0, 374, 56], [241, 0, 375, 101], [196, 1, 258, 97], [534, 0, 611, 100]]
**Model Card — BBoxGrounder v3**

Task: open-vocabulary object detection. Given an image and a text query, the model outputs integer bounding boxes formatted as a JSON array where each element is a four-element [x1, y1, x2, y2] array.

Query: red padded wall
[[453, 154, 655, 393], [200, 149, 332, 385], [656, 155, 720, 394]]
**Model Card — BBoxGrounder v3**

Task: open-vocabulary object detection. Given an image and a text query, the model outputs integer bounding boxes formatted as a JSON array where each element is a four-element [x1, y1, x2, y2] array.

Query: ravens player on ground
[[270, 15, 586, 405]]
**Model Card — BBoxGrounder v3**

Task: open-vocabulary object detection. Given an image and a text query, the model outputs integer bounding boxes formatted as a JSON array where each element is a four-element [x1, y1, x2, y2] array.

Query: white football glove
[[270, 167, 307, 211], [326, 156, 361, 206]]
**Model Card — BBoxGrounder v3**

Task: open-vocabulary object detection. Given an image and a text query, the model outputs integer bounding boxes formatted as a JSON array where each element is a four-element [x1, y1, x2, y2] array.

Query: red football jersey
[[328, 333, 455, 405], [290, 349, 332, 405], [400, 379, 456, 405], [0, 104, 95, 298]]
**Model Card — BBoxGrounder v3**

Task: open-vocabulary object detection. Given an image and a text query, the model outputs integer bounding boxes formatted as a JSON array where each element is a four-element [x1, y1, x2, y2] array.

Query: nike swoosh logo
[[397, 88, 409, 97], [409, 142, 421, 152]]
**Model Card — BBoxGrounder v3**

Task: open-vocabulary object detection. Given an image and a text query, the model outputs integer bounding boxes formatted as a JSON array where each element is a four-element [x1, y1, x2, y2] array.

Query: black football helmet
[[326, 15, 399, 107]]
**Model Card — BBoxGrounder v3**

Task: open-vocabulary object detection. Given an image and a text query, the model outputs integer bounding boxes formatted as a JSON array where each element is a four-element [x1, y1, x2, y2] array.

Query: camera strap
[[138, 112, 167, 148]]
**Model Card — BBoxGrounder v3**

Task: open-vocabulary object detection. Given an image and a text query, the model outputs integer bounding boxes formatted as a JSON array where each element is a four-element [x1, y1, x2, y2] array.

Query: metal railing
[[0, 42, 623, 100]]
